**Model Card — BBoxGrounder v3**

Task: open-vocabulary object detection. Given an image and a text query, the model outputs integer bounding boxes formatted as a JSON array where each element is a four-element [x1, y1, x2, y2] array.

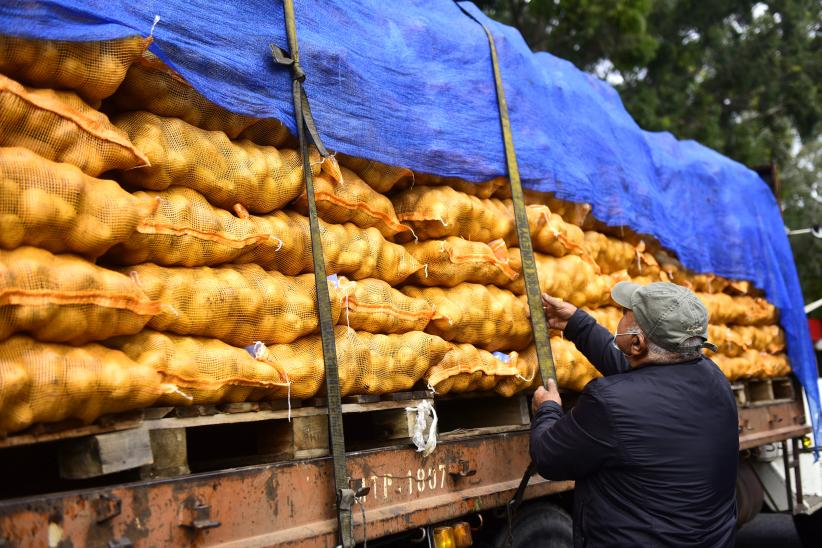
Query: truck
[[0, 1, 820, 547]]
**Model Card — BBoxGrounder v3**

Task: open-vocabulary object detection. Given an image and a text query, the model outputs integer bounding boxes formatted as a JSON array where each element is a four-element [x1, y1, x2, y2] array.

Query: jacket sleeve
[[564, 308, 631, 376], [529, 384, 619, 481]]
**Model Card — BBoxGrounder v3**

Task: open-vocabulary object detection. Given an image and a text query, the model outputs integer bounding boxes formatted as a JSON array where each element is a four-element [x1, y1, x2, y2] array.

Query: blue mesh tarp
[[2, 0, 818, 444]]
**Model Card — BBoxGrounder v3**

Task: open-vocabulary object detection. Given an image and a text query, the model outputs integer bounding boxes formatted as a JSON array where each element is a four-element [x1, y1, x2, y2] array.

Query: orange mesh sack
[[256, 327, 452, 397], [583, 231, 635, 274], [113, 111, 341, 213], [403, 237, 519, 287], [0, 75, 149, 176], [584, 306, 622, 333], [712, 350, 790, 382], [413, 173, 507, 199], [551, 337, 601, 392], [0, 147, 157, 257], [343, 329, 453, 396], [495, 345, 540, 397], [292, 167, 411, 239], [336, 277, 435, 334], [495, 189, 592, 227], [730, 325, 786, 354], [402, 284, 532, 352], [108, 330, 291, 406], [473, 338, 603, 396], [0, 34, 150, 102], [424, 344, 520, 395], [104, 187, 274, 266], [707, 325, 747, 357], [0, 335, 170, 434], [0, 247, 160, 344], [106, 53, 291, 147], [235, 211, 422, 285], [501, 202, 587, 258], [697, 293, 777, 326], [507, 249, 612, 308], [123, 263, 341, 346], [251, 326, 355, 400], [335, 153, 414, 193], [391, 186, 513, 242]]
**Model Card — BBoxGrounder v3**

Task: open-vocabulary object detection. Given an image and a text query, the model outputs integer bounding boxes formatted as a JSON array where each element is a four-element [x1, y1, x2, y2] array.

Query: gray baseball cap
[[611, 281, 718, 353]]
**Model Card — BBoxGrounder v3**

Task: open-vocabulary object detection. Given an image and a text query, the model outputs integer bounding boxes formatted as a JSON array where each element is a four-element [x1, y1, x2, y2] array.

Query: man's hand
[[532, 378, 562, 414], [541, 293, 577, 331]]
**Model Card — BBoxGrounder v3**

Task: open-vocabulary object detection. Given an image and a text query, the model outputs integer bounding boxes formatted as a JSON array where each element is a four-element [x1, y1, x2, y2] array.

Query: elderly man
[[531, 281, 738, 547]]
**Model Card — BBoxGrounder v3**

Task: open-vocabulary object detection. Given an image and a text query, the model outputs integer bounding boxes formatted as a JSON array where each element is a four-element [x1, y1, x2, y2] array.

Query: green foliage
[[782, 140, 822, 315], [480, 0, 822, 304]]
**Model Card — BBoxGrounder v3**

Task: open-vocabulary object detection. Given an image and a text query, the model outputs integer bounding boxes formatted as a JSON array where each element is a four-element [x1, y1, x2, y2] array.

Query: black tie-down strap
[[454, 3, 558, 547], [272, 1, 364, 546]]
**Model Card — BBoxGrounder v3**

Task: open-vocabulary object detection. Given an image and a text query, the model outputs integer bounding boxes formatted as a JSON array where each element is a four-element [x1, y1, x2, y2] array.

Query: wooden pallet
[[0, 393, 436, 488], [736, 377, 796, 408], [435, 391, 531, 441]]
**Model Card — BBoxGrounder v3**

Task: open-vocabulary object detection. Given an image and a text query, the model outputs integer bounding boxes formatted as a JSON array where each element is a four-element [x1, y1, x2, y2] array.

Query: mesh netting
[[105, 52, 292, 147], [0, 74, 149, 176], [402, 283, 532, 352], [507, 248, 612, 308], [415, 173, 507, 199], [424, 343, 520, 395], [257, 327, 452, 397], [697, 293, 778, 326], [0, 247, 161, 344], [582, 231, 659, 276], [234, 211, 422, 285], [500, 201, 587, 259], [403, 237, 519, 287], [123, 263, 340, 346], [0, 34, 150, 102], [707, 325, 786, 358], [335, 153, 413, 194], [346, 329, 452, 395], [336, 277, 435, 334], [391, 186, 513, 242], [103, 187, 274, 266], [712, 350, 791, 382], [494, 338, 604, 396], [112, 111, 341, 213], [0, 147, 157, 258], [292, 166, 411, 239], [107, 330, 291, 406], [584, 306, 622, 333], [0, 335, 170, 434]]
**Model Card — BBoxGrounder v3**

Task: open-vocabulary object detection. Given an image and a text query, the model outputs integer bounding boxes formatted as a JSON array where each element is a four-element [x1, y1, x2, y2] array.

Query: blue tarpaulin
[[2, 0, 818, 444]]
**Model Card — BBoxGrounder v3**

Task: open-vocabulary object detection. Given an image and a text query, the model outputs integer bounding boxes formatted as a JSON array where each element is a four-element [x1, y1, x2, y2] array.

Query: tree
[[480, 0, 822, 303], [782, 139, 822, 316]]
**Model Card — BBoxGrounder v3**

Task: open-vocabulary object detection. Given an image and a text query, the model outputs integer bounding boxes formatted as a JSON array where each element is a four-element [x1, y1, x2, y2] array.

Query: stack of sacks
[[0, 35, 183, 433], [626, 267, 788, 382], [102, 51, 440, 403]]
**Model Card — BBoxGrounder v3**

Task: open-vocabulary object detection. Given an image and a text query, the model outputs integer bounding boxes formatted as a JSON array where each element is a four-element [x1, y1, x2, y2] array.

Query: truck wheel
[[493, 502, 573, 548]]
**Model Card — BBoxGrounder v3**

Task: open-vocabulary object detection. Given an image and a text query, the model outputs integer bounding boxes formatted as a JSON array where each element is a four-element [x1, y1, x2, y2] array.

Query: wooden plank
[[438, 424, 530, 442], [59, 427, 153, 479], [369, 408, 418, 441], [0, 415, 144, 450], [139, 428, 189, 479], [292, 415, 329, 458], [341, 399, 433, 414], [145, 406, 326, 431]]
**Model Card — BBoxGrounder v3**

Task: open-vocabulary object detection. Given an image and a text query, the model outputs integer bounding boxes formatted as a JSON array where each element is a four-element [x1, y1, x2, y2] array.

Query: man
[[531, 281, 738, 547]]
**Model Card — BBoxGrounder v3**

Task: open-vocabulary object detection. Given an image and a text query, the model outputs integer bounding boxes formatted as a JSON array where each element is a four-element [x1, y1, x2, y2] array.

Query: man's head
[[611, 281, 717, 367]]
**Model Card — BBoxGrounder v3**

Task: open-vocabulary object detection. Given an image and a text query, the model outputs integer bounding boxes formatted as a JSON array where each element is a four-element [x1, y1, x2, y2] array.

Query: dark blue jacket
[[531, 309, 738, 547]]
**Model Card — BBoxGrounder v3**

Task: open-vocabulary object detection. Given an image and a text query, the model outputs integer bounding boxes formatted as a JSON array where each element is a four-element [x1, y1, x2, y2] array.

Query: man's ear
[[630, 333, 647, 357]]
